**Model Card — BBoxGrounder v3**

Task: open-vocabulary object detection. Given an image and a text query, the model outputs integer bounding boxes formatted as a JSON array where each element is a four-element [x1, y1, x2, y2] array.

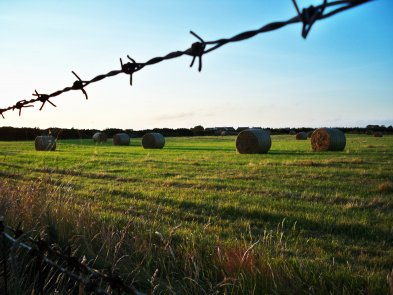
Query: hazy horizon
[[3, 121, 393, 131]]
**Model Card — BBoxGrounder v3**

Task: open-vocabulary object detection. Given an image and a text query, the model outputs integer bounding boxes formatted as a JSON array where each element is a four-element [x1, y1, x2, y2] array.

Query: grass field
[[0, 134, 392, 294]]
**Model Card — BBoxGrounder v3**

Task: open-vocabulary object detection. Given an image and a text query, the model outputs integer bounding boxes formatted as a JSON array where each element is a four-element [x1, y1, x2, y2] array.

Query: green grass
[[0, 134, 392, 294]]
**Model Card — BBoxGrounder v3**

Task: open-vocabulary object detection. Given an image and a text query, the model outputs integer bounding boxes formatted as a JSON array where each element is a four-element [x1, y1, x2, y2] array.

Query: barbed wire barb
[[71, 71, 89, 100], [33, 90, 57, 111], [188, 31, 206, 72], [13, 100, 34, 116], [120, 55, 144, 86], [0, 0, 372, 118], [293, 0, 328, 38]]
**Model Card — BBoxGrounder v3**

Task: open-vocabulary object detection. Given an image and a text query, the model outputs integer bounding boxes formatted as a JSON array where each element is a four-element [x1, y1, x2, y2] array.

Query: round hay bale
[[373, 132, 383, 137], [93, 132, 107, 143], [311, 128, 346, 151], [113, 133, 130, 146], [236, 128, 271, 154], [142, 133, 165, 149], [295, 132, 308, 140], [307, 131, 313, 138], [35, 136, 56, 151]]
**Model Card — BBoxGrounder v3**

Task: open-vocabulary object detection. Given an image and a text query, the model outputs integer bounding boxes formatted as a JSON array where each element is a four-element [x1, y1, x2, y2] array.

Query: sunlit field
[[1, 134, 392, 294]]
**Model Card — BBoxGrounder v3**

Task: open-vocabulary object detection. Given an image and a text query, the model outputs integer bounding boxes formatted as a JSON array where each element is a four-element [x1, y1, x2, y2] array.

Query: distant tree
[[191, 125, 204, 136], [103, 128, 124, 138]]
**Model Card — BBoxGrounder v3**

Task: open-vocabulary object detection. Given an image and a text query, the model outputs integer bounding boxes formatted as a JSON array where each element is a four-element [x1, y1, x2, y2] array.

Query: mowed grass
[[0, 134, 392, 294]]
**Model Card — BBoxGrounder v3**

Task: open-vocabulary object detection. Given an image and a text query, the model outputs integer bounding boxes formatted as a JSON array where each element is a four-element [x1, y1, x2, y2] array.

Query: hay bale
[[236, 128, 271, 154], [142, 133, 165, 149], [295, 132, 308, 140], [307, 131, 313, 138], [311, 128, 346, 151], [35, 136, 56, 151], [93, 132, 107, 143], [373, 132, 383, 137], [113, 133, 130, 146]]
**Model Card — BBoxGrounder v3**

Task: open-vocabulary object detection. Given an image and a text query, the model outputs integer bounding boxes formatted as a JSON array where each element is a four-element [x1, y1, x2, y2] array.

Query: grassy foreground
[[0, 135, 392, 294]]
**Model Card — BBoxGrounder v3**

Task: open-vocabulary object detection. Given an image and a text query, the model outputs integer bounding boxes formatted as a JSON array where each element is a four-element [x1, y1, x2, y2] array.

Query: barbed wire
[[0, 218, 144, 295], [0, 0, 371, 119]]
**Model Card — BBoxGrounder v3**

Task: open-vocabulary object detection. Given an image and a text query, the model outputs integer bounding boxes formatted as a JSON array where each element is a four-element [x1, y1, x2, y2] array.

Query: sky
[[0, 0, 392, 130]]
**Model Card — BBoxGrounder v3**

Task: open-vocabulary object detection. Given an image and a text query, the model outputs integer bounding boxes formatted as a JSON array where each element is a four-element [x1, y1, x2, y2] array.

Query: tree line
[[0, 125, 391, 141]]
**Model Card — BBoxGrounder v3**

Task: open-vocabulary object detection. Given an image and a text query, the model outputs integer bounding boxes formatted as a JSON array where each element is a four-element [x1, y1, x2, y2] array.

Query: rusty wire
[[0, 218, 144, 295], [0, 0, 371, 119]]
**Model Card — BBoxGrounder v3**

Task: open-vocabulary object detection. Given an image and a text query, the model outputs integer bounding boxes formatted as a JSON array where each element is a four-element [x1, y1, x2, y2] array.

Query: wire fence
[[0, 218, 144, 295], [0, 0, 371, 119]]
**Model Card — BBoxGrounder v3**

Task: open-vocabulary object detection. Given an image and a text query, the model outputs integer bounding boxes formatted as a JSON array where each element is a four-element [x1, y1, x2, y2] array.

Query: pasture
[[0, 134, 392, 294]]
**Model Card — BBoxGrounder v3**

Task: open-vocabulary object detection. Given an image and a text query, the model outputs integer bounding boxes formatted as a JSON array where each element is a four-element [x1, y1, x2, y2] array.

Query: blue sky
[[0, 0, 392, 129]]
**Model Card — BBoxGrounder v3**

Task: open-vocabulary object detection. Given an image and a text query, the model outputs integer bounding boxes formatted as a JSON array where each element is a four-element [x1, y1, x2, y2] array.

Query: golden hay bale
[[142, 132, 165, 149], [295, 132, 308, 140], [92, 132, 107, 143], [35, 136, 56, 151], [236, 128, 271, 154], [113, 133, 130, 146], [311, 128, 346, 151], [373, 132, 383, 137]]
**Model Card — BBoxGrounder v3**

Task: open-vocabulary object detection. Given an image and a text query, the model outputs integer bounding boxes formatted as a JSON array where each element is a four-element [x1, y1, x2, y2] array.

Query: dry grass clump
[[0, 178, 147, 292], [35, 135, 56, 151], [325, 157, 365, 165], [388, 267, 393, 295], [378, 181, 393, 194], [283, 160, 322, 167], [0, 178, 93, 239]]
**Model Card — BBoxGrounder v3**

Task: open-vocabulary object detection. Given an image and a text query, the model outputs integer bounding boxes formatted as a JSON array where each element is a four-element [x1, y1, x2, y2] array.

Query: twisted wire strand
[[0, 221, 143, 295], [0, 0, 371, 118]]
